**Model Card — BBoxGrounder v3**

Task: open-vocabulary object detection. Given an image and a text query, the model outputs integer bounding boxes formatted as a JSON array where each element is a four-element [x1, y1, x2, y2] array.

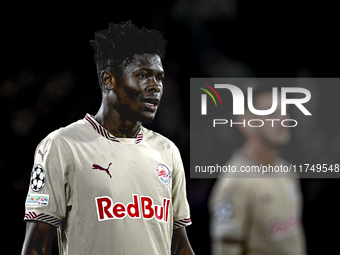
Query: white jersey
[[209, 151, 306, 255], [24, 114, 191, 255]]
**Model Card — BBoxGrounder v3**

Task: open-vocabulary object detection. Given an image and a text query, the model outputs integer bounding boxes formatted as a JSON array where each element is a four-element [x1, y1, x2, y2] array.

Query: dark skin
[[22, 221, 193, 255], [95, 53, 165, 138], [21, 221, 56, 255], [21, 54, 194, 255]]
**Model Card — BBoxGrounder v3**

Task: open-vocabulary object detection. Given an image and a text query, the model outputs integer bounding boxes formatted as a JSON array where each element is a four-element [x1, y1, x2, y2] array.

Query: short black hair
[[90, 21, 167, 88]]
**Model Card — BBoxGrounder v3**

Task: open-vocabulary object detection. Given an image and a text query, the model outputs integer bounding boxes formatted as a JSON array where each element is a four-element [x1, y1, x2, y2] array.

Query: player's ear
[[100, 70, 116, 90]]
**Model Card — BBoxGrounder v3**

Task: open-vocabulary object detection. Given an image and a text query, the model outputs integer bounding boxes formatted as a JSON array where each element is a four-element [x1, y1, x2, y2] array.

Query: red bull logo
[[267, 215, 299, 241], [156, 164, 171, 186], [95, 194, 171, 223]]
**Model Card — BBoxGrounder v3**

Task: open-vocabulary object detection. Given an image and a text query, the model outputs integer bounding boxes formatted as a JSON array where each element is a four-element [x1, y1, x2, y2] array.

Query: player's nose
[[145, 77, 162, 93]]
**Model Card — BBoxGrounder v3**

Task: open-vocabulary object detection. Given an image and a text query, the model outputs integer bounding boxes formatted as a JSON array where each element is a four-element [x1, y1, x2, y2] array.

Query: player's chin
[[269, 135, 290, 147], [138, 110, 157, 124]]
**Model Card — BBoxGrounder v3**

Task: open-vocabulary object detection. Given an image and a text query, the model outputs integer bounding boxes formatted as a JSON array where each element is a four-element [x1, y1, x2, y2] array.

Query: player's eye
[[156, 74, 164, 82], [137, 72, 148, 79]]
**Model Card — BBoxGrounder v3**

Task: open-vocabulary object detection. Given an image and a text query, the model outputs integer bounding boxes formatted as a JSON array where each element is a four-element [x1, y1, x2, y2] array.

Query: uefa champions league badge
[[30, 164, 46, 192], [156, 164, 171, 186]]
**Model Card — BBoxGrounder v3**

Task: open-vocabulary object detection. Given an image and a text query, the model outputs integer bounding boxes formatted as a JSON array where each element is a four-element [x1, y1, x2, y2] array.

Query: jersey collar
[[84, 114, 143, 144]]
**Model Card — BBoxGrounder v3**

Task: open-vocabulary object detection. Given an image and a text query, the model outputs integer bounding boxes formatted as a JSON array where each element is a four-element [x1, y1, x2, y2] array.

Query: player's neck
[[94, 106, 142, 138], [243, 138, 278, 166]]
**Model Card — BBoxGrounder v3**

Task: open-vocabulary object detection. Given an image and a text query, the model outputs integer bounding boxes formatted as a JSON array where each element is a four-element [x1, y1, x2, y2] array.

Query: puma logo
[[38, 149, 48, 162], [92, 163, 112, 178]]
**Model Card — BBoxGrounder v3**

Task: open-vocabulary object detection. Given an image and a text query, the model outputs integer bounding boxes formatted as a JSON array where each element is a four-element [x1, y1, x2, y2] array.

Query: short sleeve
[[209, 179, 253, 241], [171, 146, 191, 229], [24, 136, 72, 227]]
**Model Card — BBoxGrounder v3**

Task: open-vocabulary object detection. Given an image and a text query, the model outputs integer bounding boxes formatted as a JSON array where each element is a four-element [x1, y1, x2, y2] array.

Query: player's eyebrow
[[135, 68, 164, 75]]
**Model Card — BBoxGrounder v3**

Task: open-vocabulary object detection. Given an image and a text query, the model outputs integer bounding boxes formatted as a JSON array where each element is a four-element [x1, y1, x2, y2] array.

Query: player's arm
[[21, 221, 56, 255], [212, 237, 245, 255], [209, 179, 254, 255], [171, 227, 195, 255]]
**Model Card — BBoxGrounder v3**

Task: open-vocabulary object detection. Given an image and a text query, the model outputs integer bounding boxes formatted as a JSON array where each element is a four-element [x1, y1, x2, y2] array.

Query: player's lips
[[141, 96, 160, 111]]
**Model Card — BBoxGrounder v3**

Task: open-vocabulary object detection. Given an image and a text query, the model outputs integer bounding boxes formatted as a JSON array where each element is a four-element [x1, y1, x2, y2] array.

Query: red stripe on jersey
[[24, 211, 61, 227], [85, 114, 143, 144], [173, 218, 192, 229]]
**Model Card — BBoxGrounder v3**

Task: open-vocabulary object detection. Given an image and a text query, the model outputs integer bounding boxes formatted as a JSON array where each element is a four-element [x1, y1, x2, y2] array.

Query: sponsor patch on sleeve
[[26, 194, 49, 206]]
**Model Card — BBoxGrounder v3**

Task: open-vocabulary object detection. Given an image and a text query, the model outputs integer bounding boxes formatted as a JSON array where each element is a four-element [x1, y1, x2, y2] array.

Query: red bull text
[[95, 194, 171, 222]]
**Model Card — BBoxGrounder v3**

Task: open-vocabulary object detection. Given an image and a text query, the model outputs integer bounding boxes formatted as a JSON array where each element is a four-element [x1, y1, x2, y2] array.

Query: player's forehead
[[124, 53, 164, 74]]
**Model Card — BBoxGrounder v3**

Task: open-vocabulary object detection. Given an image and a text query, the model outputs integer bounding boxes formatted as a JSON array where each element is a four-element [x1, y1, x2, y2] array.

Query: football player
[[209, 87, 306, 255], [21, 21, 194, 255]]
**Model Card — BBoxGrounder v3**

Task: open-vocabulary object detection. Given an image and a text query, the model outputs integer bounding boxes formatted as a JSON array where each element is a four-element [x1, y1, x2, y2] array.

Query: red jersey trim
[[24, 211, 61, 227], [84, 114, 143, 144], [173, 218, 192, 229]]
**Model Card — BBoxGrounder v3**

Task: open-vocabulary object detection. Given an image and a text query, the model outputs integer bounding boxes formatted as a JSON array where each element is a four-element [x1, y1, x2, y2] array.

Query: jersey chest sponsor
[[267, 215, 299, 241], [95, 194, 171, 223]]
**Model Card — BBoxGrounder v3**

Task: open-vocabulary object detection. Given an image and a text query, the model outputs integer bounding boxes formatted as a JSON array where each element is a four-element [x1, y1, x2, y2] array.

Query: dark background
[[2, 1, 340, 254]]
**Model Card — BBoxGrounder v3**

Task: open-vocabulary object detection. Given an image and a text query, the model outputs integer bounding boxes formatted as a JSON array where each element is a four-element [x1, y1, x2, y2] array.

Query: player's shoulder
[[142, 126, 179, 151], [42, 118, 88, 144]]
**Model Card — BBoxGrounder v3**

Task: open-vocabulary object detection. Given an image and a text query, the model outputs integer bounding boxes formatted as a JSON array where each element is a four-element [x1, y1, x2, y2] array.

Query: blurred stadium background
[[2, 1, 340, 254]]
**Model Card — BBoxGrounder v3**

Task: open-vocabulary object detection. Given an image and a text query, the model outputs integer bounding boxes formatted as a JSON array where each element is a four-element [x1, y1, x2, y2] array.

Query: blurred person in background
[[209, 86, 307, 255]]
